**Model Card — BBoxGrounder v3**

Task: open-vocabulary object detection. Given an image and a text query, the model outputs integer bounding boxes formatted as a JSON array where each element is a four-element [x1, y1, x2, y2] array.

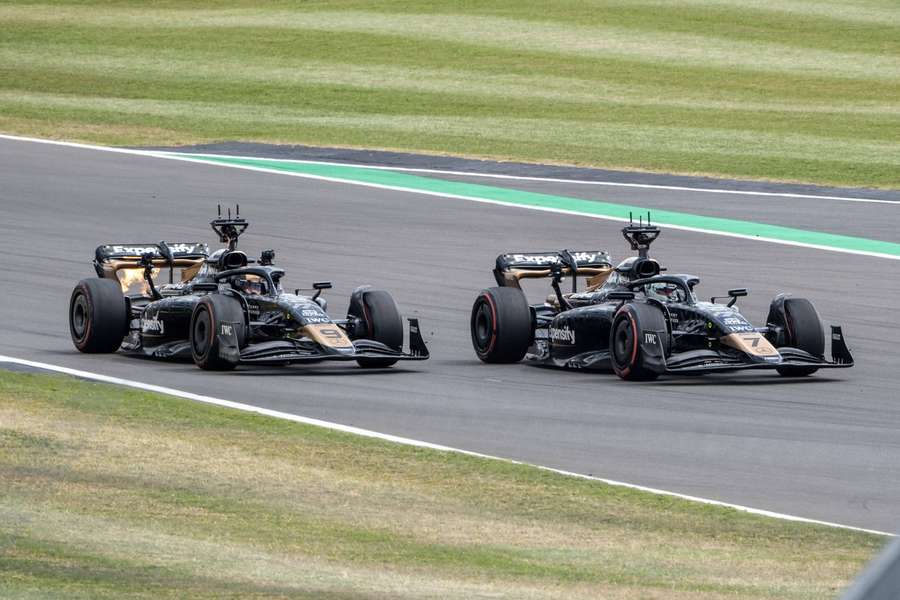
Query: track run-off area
[[1, 134, 899, 533]]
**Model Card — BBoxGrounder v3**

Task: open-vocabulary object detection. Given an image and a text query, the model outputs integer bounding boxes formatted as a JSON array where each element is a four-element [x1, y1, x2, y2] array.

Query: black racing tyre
[[190, 295, 245, 371], [470, 287, 532, 364], [610, 303, 668, 381], [352, 290, 403, 368], [777, 297, 823, 377], [69, 278, 128, 353]]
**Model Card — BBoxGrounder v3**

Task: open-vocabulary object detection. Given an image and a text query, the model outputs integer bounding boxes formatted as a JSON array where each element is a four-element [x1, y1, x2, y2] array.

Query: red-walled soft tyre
[[69, 278, 128, 353], [190, 295, 244, 371], [610, 304, 666, 381], [470, 287, 532, 363]]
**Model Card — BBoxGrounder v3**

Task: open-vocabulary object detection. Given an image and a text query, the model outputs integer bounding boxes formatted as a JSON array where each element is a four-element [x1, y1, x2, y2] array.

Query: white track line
[[3, 134, 899, 261], [1, 133, 896, 205], [113, 152, 900, 261], [0, 354, 893, 538], [175, 151, 900, 206], [2, 134, 899, 261]]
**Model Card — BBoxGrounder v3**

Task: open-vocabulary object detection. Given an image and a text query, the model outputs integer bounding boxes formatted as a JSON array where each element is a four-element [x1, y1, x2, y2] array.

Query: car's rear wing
[[93, 242, 209, 278], [493, 250, 614, 289]]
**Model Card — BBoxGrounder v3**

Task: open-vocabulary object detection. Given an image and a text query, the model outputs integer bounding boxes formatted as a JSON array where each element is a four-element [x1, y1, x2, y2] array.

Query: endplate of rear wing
[[494, 250, 613, 287]]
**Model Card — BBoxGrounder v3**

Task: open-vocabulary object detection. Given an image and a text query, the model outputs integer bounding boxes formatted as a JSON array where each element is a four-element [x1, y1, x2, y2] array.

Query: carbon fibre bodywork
[[476, 223, 853, 378], [71, 213, 428, 368]]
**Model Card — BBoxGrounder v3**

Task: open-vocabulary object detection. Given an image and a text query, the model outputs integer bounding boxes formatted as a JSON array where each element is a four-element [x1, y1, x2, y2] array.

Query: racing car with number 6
[[470, 217, 853, 380], [68, 207, 428, 370]]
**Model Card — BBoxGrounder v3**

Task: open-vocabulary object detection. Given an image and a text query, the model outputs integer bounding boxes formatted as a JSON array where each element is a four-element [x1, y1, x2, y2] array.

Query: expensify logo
[[509, 252, 603, 265], [109, 243, 203, 255], [549, 325, 576, 344]]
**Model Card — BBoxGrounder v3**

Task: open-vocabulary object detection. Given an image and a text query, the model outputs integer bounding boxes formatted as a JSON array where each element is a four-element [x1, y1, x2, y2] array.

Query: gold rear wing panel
[[493, 250, 613, 289]]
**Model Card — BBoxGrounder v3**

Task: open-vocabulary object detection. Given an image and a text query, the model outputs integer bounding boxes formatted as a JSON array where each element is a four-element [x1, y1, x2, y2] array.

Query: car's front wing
[[665, 325, 853, 374], [238, 318, 429, 365]]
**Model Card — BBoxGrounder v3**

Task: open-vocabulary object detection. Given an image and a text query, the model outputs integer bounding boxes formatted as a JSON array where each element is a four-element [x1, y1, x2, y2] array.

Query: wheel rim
[[71, 293, 88, 341], [472, 300, 494, 352], [192, 309, 211, 357], [612, 318, 634, 369]]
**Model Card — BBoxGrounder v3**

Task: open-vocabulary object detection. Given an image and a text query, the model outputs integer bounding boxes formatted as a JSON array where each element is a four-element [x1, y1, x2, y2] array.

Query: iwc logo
[[549, 325, 576, 344]]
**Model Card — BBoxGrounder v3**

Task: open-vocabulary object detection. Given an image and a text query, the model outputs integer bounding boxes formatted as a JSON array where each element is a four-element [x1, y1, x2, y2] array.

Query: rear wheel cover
[[472, 295, 497, 356], [611, 310, 637, 376], [70, 291, 90, 343], [191, 306, 212, 358]]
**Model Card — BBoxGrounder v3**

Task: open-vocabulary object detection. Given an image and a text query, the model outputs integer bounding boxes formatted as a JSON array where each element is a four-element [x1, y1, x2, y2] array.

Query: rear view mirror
[[711, 288, 748, 307], [313, 281, 332, 290]]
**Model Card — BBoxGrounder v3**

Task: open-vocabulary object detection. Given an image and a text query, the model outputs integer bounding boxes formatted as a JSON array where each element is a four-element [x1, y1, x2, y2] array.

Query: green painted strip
[[176, 154, 900, 259]]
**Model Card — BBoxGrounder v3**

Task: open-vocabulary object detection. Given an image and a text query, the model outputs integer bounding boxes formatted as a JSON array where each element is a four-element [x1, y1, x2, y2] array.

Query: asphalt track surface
[[2, 137, 899, 532]]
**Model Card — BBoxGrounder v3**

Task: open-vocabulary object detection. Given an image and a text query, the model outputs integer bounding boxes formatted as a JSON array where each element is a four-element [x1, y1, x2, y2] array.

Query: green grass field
[[1, 0, 898, 187], [0, 371, 886, 598]]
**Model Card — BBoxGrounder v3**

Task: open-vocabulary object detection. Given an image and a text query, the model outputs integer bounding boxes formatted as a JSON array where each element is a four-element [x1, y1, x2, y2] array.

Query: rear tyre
[[470, 287, 532, 363], [351, 290, 403, 368], [610, 303, 668, 381], [776, 297, 823, 377], [69, 278, 128, 353], [190, 295, 244, 371]]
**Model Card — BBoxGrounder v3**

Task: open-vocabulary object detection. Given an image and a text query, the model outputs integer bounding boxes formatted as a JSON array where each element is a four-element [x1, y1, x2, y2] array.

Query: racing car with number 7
[[68, 207, 428, 370], [470, 217, 853, 380]]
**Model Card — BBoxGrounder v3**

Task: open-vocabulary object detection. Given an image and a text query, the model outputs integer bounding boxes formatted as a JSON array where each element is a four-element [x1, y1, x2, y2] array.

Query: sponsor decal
[[549, 325, 576, 344], [108, 243, 204, 256], [303, 316, 330, 324], [727, 325, 755, 333], [720, 315, 754, 333], [140, 318, 164, 334], [220, 324, 234, 336], [301, 309, 323, 316], [644, 332, 658, 344], [508, 251, 605, 266]]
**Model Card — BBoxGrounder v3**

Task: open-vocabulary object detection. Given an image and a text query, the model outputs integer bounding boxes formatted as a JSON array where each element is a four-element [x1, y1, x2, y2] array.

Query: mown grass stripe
[[175, 154, 900, 259]]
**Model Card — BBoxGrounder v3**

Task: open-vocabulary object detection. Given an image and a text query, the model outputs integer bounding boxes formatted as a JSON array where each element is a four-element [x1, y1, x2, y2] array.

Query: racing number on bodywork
[[320, 328, 344, 342], [721, 332, 779, 357], [304, 324, 354, 349]]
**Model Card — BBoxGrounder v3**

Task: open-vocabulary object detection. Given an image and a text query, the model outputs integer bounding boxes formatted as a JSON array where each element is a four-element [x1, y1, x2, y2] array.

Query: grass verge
[[0, 370, 885, 599], [0, 1, 898, 187]]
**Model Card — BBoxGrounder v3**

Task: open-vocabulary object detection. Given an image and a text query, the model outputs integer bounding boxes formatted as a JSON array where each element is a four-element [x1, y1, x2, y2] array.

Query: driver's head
[[235, 277, 263, 295], [652, 283, 678, 301]]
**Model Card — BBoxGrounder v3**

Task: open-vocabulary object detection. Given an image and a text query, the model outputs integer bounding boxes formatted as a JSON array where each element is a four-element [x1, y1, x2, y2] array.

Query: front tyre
[[610, 303, 668, 381], [775, 297, 823, 377], [470, 287, 532, 363], [69, 278, 128, 353], [350, 289, 403, 368], [190, 295, 245, 371]]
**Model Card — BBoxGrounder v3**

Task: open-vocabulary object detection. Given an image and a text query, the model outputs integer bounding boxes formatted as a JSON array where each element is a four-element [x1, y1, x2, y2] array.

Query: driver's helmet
[[235, 276, 264, 295], [648, 282, 679, 302]]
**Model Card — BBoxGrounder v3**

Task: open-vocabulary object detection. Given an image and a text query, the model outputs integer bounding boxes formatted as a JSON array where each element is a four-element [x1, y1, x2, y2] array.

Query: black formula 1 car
[[68, 208, 428, 370], [470, 218, 853, 380]]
